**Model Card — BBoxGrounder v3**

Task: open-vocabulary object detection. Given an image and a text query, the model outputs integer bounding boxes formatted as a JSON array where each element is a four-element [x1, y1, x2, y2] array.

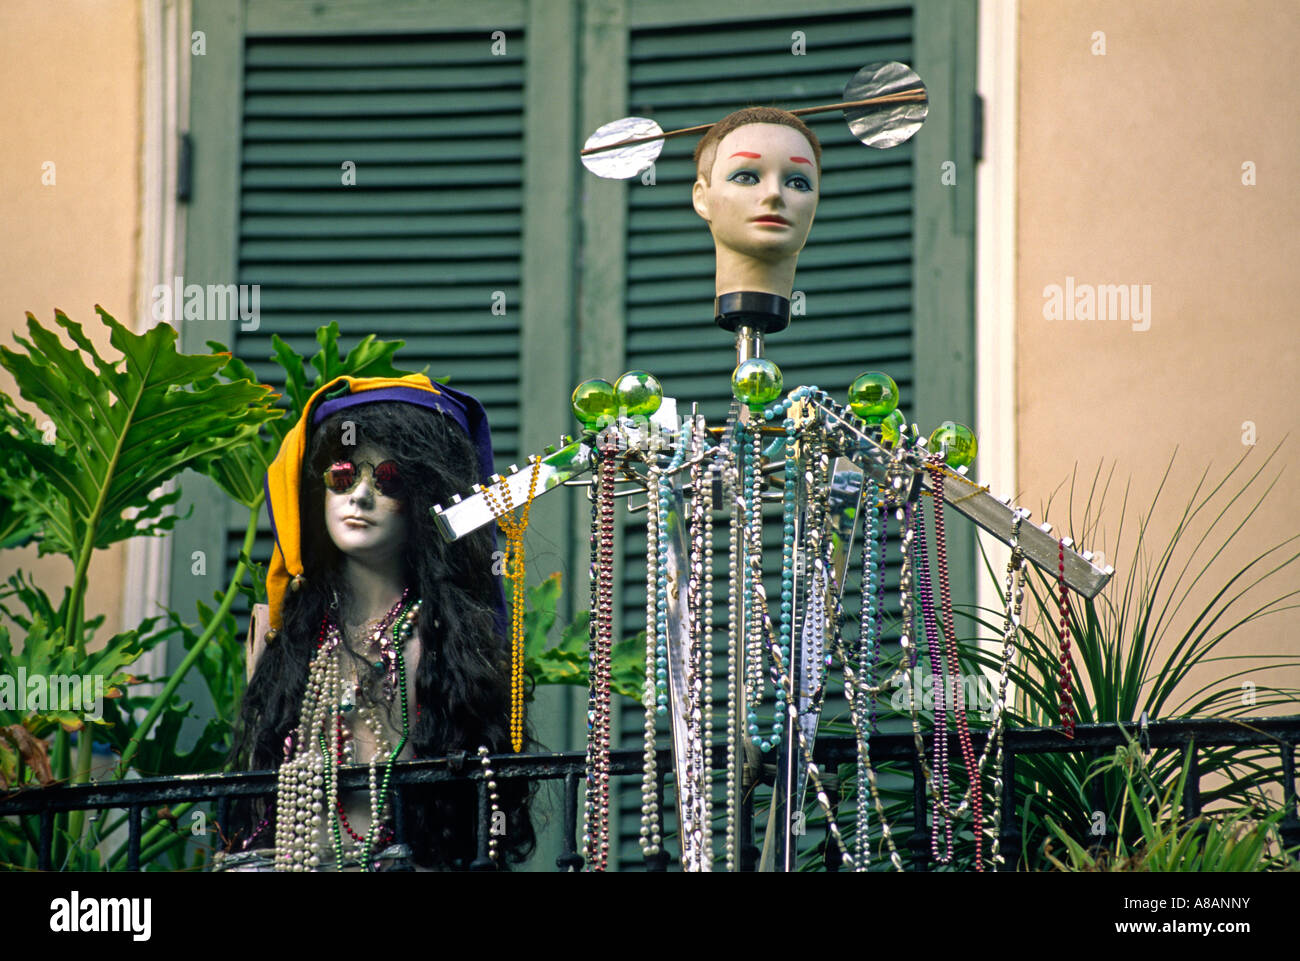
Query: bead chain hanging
[[822, 476, 913, 871], [642, 431, 687, 861], [274, 591, 416, 871], [581, 452, 600, 868], [778, 413, 798, 732], [900, 483, 1029, 870], [724, 418, 744, 871], [803, 435, 833, 705], [481, 460, 542, 752], [871, 499, 887, 735], [743, 391, 856, 867], [1057, 539, 1076, 738], [924, 455, 983, 870], [748, 422, 785, 750], [478, 746, 502, 865], [903, 491, 1004, 863], [833, 588, 908, 871], [560, 381, 1059, 872], [582, 433, 618, 871], [685, 416, 715, 868], [758, 462, 913, 874], [855, 497, 881, 870], [640, 458, 664, 860], [740, 423, 766, 743], [582, 442, 608, 870], [337, 598, 418, 863], [910, 497, 954, 863], [989, 513, 1026, 871]]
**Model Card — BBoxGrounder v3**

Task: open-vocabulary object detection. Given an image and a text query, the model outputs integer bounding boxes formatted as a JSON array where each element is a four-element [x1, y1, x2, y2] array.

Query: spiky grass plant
[[964, 443, 1300, 868]]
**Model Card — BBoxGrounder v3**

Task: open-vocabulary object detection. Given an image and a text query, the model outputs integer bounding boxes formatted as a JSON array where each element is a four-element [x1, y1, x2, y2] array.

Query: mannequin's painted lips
[[342, 516, 373, 527], [751, 215, 791, 226]]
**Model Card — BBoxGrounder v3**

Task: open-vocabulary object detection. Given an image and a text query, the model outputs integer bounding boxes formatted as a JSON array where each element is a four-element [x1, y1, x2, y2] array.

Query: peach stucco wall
[[0, 0, 142, 633], [1016, 0, 1299, 707]]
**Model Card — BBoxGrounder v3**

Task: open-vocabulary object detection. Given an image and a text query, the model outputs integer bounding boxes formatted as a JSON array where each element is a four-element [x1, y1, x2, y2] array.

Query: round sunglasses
[[321, 459, 406, 498]]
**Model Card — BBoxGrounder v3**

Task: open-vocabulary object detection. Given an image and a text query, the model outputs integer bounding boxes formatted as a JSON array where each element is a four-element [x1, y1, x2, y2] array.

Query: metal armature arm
[[431, 399, 682, 542], [801, 398, 1115, 599], [432, 437, 593, 541]]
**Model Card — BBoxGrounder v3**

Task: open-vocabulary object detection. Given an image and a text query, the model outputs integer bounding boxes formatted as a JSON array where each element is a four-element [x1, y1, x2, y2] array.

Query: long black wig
[[229, 401, 535, 868]]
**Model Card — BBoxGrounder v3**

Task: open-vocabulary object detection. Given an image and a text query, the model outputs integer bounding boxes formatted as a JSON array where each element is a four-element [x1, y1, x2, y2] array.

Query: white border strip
[[976, 0, 1018, 639], [126, 0, 190, 681]]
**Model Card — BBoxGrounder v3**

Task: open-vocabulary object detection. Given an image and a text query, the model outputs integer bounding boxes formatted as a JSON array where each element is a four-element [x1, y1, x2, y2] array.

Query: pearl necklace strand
[[273, 592, 417, 871]]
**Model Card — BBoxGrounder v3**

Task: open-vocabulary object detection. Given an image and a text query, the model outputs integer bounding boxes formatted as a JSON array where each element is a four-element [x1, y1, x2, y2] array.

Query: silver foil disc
[[581, 116, 665, 179], [842, 61, 928, 149]]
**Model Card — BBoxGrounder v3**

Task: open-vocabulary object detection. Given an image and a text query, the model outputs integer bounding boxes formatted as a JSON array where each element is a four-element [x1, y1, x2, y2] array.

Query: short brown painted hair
[[693, 106, 822, 183]]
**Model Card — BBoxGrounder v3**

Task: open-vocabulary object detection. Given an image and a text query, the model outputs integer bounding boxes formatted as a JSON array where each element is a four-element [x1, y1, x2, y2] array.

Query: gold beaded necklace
[[481, 460, 542, 752]]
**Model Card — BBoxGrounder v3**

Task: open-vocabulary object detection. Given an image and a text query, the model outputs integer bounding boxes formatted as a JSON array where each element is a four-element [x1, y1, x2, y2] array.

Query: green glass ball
[[614, 370, 663, 417], [847, 371, 899, 423], [929, 421, 977, 467], [571, 378, 617, 428], [881, 408, 907, 447], [731, 358, 783, 411]]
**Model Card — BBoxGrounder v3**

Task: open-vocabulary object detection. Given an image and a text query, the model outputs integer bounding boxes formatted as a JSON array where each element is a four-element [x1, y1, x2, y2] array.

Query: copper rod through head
[[580, 90, 927, 157]]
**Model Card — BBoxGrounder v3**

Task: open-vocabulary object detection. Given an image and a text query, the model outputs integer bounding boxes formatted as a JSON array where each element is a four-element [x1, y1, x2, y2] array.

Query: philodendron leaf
[[519, 573, 562, 660], [308, 322, 414, 396], [609, 631, 647, 703], [0, 308, 280, 551], [268, 322, 414, 419], [0, 615, 146, 734], [0, 390, 78, 556], [196, 346, 289, 507]]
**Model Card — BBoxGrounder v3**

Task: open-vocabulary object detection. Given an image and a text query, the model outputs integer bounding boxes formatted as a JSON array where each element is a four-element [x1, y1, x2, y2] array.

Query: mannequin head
[[234, 396, 535, 867], [692, 107, 822, 297]]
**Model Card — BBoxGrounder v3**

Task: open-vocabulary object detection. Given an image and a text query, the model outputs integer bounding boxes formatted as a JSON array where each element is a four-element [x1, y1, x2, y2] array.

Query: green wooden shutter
[[237, 32, 527, 461], [218, 30, 528, 624], [182, 2, 578, 871]]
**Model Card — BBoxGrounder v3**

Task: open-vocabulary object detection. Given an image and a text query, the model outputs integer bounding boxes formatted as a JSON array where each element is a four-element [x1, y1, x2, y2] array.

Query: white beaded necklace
[[273, 596, 420, 871]]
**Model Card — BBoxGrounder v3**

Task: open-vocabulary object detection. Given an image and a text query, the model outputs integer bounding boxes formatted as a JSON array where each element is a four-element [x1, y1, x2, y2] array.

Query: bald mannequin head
[[692, 108, 822, 298]]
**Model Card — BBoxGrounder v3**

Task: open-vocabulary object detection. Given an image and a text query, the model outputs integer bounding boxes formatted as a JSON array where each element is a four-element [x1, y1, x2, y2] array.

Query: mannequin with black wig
[[229, 401, 535, 869]]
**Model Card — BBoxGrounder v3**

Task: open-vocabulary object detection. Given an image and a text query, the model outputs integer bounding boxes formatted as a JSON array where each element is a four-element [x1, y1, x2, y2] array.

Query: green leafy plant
[[1043, 734, 1297, 871], [0, 307, 280, 863], [517, 572, 645, 702], [0, 313, 416, 870]]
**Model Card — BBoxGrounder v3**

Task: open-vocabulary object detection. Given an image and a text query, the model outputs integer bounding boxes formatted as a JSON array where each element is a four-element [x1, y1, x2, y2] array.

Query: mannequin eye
[[726, 170, 759, 185], [372, 460, 405, 497], [322, 461, 358, 493], [786, 174, 813, 192]]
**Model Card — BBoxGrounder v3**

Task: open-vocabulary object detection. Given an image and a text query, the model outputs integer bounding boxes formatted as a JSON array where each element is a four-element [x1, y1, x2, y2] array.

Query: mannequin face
[[692, 122, 819, 263], [322, 441, 408, 567]]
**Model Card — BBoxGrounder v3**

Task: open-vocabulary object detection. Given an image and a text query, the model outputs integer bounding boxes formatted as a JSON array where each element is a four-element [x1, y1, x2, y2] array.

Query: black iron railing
[[3, 716, 1296, 871]]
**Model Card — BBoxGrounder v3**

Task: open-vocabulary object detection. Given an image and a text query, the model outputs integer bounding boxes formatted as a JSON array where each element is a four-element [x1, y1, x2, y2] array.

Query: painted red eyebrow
[[728, 151, 761, 159], [790, 156, 812, 165]]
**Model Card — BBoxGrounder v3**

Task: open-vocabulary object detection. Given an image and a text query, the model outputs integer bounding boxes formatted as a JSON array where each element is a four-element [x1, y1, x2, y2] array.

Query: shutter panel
[[225, 30, 527, 614], [615, 7, 919, 868]]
